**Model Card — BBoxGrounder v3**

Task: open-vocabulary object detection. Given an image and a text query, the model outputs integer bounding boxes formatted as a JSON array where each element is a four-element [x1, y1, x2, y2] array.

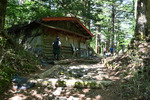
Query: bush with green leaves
[[0, 37, 40, 93]]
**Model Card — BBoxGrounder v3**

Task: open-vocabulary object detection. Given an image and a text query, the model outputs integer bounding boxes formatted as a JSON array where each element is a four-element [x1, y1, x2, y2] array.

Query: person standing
[[110, 47, 114, 56], [103, 47, 106, 56], [52, 37, 62, 60]]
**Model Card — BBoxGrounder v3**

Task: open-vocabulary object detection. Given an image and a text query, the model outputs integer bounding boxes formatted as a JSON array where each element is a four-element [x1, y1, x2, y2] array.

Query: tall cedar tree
[[135, 0, 150, 41], [0, 0, 7, 31]]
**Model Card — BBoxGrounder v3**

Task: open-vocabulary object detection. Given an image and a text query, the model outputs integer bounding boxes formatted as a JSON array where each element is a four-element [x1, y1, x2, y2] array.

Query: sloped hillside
[[105, 40, 150, 99], [0, 36, 41, 93]]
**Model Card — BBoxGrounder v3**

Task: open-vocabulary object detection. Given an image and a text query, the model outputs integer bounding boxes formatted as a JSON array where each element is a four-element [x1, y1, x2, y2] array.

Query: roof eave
[[42, 17, 94, 37]]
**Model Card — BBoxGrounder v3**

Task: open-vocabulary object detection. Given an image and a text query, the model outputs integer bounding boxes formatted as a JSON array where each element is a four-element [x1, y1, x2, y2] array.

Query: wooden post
[[78, 39, 81, 57]]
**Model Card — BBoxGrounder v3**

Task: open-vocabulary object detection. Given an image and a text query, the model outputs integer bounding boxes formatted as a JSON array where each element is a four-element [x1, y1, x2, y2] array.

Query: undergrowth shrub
[[0, 37, 40, 93], [106, 41, 150, 99], [122, 65, 150, 99]]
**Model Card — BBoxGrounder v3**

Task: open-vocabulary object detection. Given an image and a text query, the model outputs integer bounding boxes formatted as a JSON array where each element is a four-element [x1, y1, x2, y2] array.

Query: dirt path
[[1, 58, 121, 100]]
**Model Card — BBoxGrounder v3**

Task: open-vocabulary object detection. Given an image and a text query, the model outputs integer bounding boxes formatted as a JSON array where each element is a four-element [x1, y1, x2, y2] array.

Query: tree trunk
[[111, 4, 115, 47], [98, 34, 101, 54], [0, 0, 20, 49], [87, 0, 91, 30], [110, 4, 116, 55], [98, 26, 101, 54], [116, 20, 120, 54], [134, 0, 150, 41], [107, 20, 111, 50], [0, 0, 7, 31], [95, 34, 98, 53], [117, 32, 120, 54], [0, 0, 7, 64]]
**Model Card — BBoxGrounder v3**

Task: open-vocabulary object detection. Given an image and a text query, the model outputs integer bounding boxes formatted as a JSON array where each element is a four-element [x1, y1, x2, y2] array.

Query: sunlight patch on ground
[[8, 94, 27, 100]]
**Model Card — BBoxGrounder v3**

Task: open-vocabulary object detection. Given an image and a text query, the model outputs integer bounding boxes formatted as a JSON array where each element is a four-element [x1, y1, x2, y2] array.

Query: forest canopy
[[4, 0, 135, 54]]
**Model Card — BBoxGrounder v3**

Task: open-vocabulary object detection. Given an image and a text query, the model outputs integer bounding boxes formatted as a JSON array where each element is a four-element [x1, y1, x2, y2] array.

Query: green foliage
[[106, 39, 150, 99], [90, 36, 96, 49], [0, 37, 7, 48], [4, 0, 136, 55], [5, 0, 63, 29], [122, 66, 150, 99], [0, 37, 40, 93], [90, 0, 135, 54]]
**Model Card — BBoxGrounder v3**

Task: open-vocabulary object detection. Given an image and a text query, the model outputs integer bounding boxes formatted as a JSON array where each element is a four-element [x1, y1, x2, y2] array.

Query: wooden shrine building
[[8, 17, 94, 59]]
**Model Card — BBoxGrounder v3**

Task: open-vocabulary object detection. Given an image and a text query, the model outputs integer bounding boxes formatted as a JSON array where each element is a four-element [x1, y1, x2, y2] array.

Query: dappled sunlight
[[1, 58, 122, 100], [0, 0, 149, 99], [9, 95, 28, 100], [138, 14, 147, 24]]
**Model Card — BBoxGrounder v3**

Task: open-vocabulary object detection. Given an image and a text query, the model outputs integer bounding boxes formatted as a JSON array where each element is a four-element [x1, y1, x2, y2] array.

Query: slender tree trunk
[[0, 0, 7, 60], [95, 34, 98, 53], [82, 0, 91, 29], [133, 0, 135, 18], [107, 20, 111, 51], [116, 20, 120, 54], [98, 26, 101, 54], [81, 0, 86, 26], [97, 34, 101, 54], [111, 4, 116, 55], [0, 0, 7, 31], [117, 33, 120, 54], [147, 1, 150, 40], [87, 0, 91, 30], [0, 0, 19, 49], [111, 4, 115, 47]]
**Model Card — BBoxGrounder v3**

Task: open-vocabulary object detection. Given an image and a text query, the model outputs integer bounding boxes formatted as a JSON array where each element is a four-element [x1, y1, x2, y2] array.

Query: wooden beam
[[42, 17, 94, 37], [39, 22, 89, 39]]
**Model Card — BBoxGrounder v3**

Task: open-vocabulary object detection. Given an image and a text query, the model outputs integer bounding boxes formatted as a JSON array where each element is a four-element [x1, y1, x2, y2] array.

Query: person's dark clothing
[[53, 39, 61, 60], [110, 47, 113, 55]]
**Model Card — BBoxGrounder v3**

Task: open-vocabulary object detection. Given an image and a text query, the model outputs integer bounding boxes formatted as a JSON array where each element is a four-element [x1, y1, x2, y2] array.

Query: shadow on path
[[0, 58, 122, 100]]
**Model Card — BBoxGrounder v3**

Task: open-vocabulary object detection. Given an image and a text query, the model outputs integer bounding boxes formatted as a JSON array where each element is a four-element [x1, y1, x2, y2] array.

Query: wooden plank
[[41, 17, 94, 37], [39, 22, 89, 39]]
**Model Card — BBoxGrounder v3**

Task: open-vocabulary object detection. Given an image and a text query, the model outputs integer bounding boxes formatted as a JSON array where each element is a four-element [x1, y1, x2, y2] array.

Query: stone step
[[53, 59, 101, 65], [37, 65, 61, 78], [29, 78, 112, 89], [29, 61, 110, 89]]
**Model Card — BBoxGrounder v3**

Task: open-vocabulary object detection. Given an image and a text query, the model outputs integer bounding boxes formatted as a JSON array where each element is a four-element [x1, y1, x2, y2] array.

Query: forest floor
[[0, 57, 122, 100]]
